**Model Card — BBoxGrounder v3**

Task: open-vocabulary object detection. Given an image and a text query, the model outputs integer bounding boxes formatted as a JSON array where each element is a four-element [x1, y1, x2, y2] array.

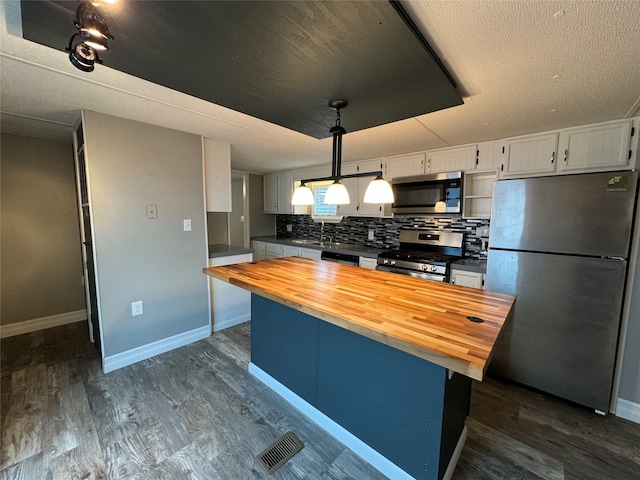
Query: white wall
[[83, 111, 210, 358]]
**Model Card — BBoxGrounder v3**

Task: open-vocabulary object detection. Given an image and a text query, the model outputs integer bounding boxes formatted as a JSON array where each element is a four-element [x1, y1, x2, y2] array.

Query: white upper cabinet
[[357, 159, 387, 217], [336, 162, 359, 216], [337, 160, 389, 217], [385, 152, 425, 179], [263, 171, 294, 214], [427, 144, 477, 173], [203, 137, 231, 212], [499, 131, 559, 178], [557, 119, 633, 173], [476, 140, 500, 170]]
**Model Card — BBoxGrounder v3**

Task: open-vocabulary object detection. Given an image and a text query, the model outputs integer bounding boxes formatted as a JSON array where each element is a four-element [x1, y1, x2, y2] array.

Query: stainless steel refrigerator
[[486, 171, 638, 412]]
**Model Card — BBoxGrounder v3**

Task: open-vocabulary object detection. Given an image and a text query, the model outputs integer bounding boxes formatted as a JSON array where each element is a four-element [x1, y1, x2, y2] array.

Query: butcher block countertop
[[203, 257, 515, 381]]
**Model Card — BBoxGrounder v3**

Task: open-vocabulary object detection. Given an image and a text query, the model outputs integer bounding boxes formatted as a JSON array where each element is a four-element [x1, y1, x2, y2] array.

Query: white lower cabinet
[[450, 269, 485, 289], [252, 241, 266, 261], [300, 248, 322, 260], [282, 245, 300, 257], [209, 253, 253, 332], [358, 256, 378, 270]]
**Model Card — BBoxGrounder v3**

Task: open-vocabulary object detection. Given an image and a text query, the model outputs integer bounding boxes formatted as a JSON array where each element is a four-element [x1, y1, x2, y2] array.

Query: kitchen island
[[203, 257, 515, 480]]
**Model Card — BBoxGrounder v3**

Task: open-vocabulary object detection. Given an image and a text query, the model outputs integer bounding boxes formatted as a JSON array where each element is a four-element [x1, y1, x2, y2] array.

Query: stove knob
[[430, 265, 438, 272], [390, 260, 396, 266]]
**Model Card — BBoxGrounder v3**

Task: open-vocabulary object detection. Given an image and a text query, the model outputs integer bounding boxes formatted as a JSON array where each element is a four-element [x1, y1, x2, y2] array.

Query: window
[[309, 181, 342, 222], [313, 185, 337, 216]]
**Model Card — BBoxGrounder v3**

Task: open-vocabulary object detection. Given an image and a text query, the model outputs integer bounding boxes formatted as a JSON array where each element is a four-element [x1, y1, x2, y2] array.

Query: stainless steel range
[[376, 229, 464, 281]]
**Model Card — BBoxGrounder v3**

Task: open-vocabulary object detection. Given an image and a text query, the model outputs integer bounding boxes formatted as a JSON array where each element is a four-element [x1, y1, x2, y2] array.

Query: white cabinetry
[[209, 253, 253, 332], [385, 152, 425, 179], [463, 170, 497, 219], [203, 137, 231, 212], [252, 241, 266, 261], [263, 171, 294, 214], [450, 269, 485, 289], [358, 256, 378, 270], [428, 144, 477, 173], [265, 242, 283, 259], [300, 248, 322, 260], [336, 160, 388, 217], [476, 141, 500, 170], [557, 119, 633, 173], [282, 245, 300, 257], [499, 132, 558, 178]]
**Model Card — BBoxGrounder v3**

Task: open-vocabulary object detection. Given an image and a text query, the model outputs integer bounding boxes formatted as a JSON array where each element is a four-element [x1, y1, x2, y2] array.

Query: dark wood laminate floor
[[1, 322, 639, 480]]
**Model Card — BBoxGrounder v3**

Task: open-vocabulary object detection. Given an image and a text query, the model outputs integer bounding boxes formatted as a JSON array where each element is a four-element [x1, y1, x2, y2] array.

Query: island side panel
[[439, 372, 471, 479], [251, 295, 318, 404], [316, 320, 448, 480]]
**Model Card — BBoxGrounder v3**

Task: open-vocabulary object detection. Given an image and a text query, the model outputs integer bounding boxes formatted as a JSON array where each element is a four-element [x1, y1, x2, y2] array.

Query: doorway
[[228, 173, 249, 247]]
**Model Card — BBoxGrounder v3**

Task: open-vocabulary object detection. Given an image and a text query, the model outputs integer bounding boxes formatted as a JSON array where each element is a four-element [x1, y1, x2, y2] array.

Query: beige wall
[[1, 133, 86, 325]]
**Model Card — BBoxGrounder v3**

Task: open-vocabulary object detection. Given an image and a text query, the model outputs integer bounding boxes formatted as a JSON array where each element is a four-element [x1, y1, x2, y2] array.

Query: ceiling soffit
[[19, 0, 463, 139]]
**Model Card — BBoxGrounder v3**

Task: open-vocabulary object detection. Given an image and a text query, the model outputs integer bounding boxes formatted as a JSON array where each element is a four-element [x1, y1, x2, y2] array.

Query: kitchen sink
[[291, 239, 342, 248], [291, 239, 322, 245]]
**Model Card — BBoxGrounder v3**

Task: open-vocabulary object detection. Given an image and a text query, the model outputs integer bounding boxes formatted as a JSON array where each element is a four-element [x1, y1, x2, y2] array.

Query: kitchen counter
[[208, 243, 253, 258], [452, 258, 487, 274], [204, 256, 513, 381], [203, 257, 514, 480], [251, 236, 384, 258]]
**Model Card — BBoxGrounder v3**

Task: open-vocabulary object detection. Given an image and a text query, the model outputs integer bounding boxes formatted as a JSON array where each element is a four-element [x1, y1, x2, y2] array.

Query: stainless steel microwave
[[391, 171, 464, 215]]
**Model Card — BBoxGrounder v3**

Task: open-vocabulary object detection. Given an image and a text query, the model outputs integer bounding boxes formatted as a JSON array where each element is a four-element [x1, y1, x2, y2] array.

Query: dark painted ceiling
[[20, 0, 463, 139]]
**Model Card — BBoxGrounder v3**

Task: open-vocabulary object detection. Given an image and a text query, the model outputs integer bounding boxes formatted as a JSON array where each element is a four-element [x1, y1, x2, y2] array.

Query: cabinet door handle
[[551, 151, 555, 164], [563, 149, 568, 162]]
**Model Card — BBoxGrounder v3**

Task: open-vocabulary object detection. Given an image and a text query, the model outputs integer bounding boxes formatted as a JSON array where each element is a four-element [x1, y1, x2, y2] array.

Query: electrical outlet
[[476, 226, 490, 237], [183, 219, 191, 231], [131, 300, 143, 317], [146, 204, 157, 219], [368, 230, 375, 241]]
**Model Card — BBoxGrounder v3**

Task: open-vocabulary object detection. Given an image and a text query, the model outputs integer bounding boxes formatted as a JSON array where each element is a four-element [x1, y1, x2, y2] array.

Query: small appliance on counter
[[376, 228, 464, 281]]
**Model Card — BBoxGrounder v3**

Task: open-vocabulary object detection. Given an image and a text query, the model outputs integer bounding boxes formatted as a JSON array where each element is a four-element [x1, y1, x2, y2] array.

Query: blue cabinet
[[250, 295, 471, 480]]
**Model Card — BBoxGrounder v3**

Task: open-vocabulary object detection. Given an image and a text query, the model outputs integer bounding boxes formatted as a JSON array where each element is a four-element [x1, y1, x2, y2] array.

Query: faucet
[[320, 221, 331, 246]]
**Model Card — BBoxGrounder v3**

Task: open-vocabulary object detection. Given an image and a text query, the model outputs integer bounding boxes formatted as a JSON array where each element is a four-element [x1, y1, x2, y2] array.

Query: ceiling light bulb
[[324, 180, 350, 205], [292, 183, 315, 205], [363, 176, 394, 204]]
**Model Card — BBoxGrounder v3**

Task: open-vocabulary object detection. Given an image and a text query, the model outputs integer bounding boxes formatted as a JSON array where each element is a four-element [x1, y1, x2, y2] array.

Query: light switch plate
[[131, 300, 143, 316], [183, 219, 191, 231]]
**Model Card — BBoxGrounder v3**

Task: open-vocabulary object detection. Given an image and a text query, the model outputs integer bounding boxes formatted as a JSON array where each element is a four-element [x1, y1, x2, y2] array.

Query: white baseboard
[[615, 398, 640, 424], [249, 362, 415, 480], [213, 313, 251, 332], [103, 325, 210, 373], [0, 310, 87, 338]]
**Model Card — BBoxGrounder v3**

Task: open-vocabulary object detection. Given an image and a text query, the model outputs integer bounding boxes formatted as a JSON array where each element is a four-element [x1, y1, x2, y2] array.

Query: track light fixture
[[66, 2, 114, 72], [292, 100, 394, 206]]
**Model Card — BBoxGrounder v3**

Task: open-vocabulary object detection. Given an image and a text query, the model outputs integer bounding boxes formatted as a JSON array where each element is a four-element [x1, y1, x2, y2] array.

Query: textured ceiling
[[19, 0, 462, 139], [1, 0, 640, 173]]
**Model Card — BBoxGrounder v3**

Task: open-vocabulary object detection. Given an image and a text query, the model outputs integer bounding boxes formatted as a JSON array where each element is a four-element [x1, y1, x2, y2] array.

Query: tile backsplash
[[275, 215, 490, 259]]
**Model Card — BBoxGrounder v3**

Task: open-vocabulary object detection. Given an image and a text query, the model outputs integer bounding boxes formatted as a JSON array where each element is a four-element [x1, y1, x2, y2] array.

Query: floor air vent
[[256, 431, 304, 474]]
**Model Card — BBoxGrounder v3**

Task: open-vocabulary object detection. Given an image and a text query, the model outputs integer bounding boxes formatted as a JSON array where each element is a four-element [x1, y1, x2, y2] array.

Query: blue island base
[[250, 295, 471, 480]]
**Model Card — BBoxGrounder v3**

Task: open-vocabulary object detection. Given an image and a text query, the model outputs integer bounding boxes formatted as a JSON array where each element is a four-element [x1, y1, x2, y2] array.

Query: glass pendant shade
[[363, 176, 394, 204], [324, 180, 350, 205], [291, 183, 315, 205]]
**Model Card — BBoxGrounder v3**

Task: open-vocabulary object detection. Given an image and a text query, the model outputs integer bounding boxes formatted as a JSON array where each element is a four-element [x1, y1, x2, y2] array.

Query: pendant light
[[291, 99, 395, 206], [322, 99, 350, 205]]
